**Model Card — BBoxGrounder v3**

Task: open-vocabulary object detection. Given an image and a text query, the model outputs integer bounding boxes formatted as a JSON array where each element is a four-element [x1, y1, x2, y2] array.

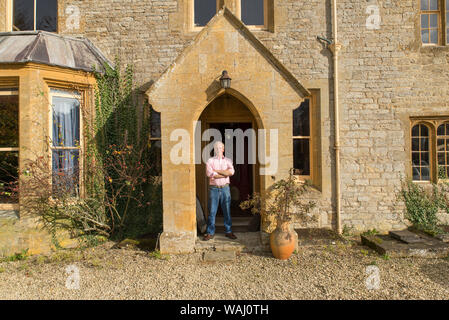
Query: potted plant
[[240, 168, 317, 260]]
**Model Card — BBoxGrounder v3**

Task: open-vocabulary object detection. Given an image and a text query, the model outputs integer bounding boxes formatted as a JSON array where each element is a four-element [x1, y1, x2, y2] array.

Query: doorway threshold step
[[215, 216, 252, 226]]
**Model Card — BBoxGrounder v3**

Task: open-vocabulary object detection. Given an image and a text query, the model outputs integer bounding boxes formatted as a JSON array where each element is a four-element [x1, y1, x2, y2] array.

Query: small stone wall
[[0, 211, 77, 257]]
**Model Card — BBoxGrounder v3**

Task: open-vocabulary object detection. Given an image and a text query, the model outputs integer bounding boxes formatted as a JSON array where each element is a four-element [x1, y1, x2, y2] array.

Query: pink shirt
[[206, 156, 235, 186]]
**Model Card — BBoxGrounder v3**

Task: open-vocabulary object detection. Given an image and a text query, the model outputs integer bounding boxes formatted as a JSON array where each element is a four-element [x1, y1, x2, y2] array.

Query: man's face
[[217, 143, 224, 156]]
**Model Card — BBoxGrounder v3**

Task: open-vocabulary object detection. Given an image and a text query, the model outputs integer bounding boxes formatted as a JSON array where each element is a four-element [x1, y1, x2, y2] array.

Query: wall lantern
[[219, 70, 231, 89]]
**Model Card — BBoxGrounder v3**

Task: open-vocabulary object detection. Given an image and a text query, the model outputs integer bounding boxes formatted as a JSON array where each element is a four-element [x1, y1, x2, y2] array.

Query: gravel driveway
[[0, 240, 448, 300]]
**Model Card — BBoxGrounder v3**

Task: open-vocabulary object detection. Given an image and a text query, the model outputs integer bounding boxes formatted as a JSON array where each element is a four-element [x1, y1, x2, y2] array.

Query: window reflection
[[13, 0, 57, 32], [194, 0, 216, 27], [241, 0, 264, 26]]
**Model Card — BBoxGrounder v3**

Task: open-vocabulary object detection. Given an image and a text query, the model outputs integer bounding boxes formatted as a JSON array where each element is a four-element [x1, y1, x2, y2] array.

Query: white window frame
[[49, 88, 83, 196]]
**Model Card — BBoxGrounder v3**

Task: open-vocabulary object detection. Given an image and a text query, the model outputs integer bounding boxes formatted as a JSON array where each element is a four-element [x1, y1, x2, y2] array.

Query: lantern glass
[[221, 78, 231, 89], [219, 70, 231, 89]]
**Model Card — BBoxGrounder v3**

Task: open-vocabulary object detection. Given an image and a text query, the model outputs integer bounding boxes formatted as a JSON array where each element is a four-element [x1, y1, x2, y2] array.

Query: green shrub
[[399, 180, 449, 234], [362, 229, 379, 236], [2, 249, 29, 262]]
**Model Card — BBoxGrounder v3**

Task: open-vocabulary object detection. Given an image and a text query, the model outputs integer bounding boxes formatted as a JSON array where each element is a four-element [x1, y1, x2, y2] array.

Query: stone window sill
[[420, 44, 449, 52]]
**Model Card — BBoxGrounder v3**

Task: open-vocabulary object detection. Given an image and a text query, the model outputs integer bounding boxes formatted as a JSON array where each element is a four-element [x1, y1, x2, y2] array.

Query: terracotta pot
[[269, 221, 296, 260]]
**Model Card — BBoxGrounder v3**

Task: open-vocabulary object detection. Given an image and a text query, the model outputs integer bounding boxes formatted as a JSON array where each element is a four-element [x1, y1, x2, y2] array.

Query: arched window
[[437, 122, 449, 179], [411, 123, 431, 181]]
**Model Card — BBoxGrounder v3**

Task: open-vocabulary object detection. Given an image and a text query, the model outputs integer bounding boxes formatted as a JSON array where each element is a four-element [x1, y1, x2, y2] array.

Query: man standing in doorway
[[203, 141, 237, 241]]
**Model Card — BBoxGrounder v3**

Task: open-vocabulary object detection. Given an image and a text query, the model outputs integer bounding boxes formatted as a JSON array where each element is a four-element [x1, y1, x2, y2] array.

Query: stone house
[[0, 0, 448, 254]]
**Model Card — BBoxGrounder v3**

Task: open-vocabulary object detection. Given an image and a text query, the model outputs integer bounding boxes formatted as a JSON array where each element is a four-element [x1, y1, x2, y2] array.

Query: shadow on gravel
[[419, 261, 449, 288]]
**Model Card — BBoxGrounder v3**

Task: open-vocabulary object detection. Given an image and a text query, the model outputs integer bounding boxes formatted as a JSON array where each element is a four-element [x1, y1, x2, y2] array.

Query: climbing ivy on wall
[[85, 59, 162, 239]]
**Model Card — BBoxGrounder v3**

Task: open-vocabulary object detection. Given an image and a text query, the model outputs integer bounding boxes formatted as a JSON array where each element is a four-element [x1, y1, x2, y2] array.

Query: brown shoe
[[225, 233, 237, 240], [203, 234, 214, 241]]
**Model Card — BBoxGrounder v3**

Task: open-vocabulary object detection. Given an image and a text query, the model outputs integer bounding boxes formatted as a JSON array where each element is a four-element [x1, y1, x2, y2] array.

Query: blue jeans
[[206, 185, 232, 235]]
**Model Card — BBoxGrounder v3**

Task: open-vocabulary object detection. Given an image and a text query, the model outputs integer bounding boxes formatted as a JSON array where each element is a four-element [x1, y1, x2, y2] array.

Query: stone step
[[361, 233, 449, 258], [195, 237, 245, 253], [202, 250, 236, 263], [215, 216, 253, 226], [389, 230, 424, 244], [194, 232, 265, 253], [214, 216, 253, 233]]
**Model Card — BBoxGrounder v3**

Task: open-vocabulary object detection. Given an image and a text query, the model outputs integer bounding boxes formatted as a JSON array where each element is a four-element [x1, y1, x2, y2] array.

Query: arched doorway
[[195, 93, 261, 233]]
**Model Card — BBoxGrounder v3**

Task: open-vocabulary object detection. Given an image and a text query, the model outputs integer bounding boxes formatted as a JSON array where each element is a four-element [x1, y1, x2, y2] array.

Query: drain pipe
[[329, 0, 342, 235]]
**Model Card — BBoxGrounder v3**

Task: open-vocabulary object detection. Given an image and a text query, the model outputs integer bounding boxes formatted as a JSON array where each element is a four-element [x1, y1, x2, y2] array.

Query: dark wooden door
[[209, 122, 253, 217]]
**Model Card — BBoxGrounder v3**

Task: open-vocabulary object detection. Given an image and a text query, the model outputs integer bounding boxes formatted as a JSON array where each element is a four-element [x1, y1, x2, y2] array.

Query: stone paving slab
[[389, 230, 424, 244], [436, 234, 449, 243], [202, 250, 236, 263], [361, 230, 449, 258]]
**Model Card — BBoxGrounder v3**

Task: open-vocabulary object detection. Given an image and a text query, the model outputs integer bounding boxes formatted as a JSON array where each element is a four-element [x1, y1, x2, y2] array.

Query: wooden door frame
[[202, 120, 257, 218]]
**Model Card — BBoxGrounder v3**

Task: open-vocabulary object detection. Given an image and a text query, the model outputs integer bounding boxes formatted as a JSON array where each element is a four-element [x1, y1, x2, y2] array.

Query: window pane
[[437, 138, 445, 151], [437, 124, 445, 136], [412, 152, 420, 166], [412, 138, 420, 151], [194, 0, 216, 27], [421, 0, 429, 10], [421, 151, 429, 165], [293, 99, 310, 136], [429, 14, 438, 28], [430, 28, 438, 44], [293, 139, 310, 176], [0, 152, 19, 203], [13, 0, 34, 31], [421, 137, 429, 151], [52, 96, 80, 147], [36, 0, 57, 32], [52, 150, 79, 195], [422, 29, 430, 43], [421, 14, 429, 28], [430, 0, 438, 10], [412, 125, 420, 137], [422, 166, 430, 181], [438, 152, 445, 165], [413, 166, 421, 181], [150, 107, 161, 138], [0, 95, 19, 148], [420, 124, 429, 136], [241, 0, 264, 26], [149, 140, 162, 176]]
